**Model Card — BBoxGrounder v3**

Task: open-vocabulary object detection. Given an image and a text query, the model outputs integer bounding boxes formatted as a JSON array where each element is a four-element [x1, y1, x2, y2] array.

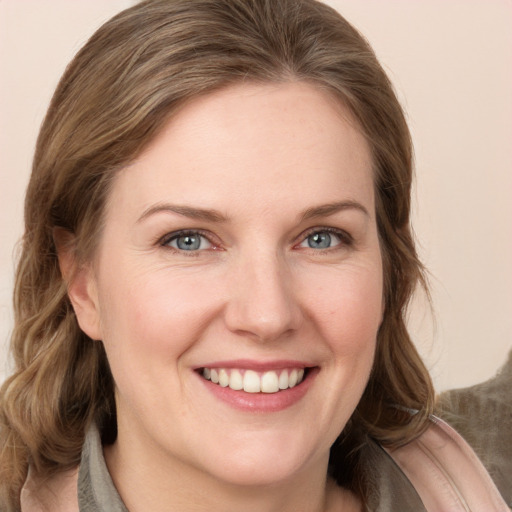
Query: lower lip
[[197, 368, 318, 413]]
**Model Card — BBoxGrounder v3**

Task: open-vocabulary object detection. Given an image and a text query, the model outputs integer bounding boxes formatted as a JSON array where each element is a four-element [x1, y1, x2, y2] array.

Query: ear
[[53, 227, 103, 340]]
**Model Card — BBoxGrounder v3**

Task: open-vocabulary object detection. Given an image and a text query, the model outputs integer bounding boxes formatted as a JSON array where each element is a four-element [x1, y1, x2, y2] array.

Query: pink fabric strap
[[385, 415, 509, 511], [21, 466, 79, 512]]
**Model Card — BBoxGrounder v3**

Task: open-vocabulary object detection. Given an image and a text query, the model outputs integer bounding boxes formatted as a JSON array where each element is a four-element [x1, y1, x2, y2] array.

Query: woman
[[0, 0, 508, 510]]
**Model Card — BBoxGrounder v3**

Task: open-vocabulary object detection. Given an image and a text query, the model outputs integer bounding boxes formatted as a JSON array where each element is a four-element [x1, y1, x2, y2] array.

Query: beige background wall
[[1, 0, 511, 392]]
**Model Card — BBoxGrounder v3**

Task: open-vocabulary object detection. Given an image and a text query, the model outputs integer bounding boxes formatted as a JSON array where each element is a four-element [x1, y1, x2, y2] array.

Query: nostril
[[224, 303, 303, 343]]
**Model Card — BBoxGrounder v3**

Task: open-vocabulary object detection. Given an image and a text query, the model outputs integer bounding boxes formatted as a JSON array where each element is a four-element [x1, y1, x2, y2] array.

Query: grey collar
[[78, 424, 128, 512]]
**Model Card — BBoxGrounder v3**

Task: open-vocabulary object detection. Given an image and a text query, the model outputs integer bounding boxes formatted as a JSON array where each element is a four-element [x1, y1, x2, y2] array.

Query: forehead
[[108, 82, 374, 221]]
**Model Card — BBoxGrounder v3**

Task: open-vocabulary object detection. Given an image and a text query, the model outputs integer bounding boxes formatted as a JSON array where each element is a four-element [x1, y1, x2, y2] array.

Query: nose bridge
[[225, 246, 301, 341]]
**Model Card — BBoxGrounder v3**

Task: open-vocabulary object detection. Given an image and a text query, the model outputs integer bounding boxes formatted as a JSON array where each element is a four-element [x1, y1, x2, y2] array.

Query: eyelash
[[298, 226, 354, 251], [159, 229, 217, 254], [158, 227, 353, 254]]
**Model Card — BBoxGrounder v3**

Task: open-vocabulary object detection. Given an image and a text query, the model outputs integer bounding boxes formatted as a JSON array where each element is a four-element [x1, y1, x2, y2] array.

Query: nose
[[224, 250, 303, 342]]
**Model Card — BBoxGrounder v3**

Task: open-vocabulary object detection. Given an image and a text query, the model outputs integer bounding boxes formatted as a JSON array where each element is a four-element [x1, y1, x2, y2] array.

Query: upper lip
[[194, 359, 316, 371]]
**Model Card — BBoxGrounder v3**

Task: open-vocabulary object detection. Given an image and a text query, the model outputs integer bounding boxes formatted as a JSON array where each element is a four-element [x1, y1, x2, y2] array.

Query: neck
[[104, 426, 360, 512]]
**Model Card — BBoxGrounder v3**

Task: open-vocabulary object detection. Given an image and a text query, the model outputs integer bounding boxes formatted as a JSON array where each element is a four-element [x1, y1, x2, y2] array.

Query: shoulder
[[385, 416, 508, 510], [20, 466, 79, 512], [437, 350, 512, 503]]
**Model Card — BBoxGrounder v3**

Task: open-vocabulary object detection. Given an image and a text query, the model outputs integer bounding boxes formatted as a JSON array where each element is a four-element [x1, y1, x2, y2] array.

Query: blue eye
[[165, 232, 212, 251], [299, 230, 344, 250]]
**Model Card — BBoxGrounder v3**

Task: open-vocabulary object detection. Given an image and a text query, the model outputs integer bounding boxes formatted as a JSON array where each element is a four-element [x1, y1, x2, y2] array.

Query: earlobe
[[53, 227, 103, 341]]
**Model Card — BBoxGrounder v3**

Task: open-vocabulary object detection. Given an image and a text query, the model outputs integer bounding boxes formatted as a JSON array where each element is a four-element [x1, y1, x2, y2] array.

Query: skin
[[67, 82, 383, 512]]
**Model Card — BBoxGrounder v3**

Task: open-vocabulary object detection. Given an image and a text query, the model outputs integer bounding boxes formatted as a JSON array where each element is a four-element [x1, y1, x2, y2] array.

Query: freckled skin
[[72, 82, 381, 511]]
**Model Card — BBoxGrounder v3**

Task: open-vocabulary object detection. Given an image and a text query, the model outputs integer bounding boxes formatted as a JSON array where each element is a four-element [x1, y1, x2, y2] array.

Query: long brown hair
[[0, 0, 434, 508]]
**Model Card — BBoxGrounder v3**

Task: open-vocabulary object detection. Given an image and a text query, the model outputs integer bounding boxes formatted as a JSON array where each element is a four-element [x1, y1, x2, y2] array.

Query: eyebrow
[[137, 203, 227, 223], [300, 200, 370, 221], [137, 200, 369, 224]]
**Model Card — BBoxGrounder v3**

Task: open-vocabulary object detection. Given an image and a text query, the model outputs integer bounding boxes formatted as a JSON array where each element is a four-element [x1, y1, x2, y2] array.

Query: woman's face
[[75, 82, 383, 488]]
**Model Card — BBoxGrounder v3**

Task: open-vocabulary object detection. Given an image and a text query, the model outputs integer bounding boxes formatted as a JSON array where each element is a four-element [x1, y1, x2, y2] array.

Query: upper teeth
[[202, 368, 305, 393]]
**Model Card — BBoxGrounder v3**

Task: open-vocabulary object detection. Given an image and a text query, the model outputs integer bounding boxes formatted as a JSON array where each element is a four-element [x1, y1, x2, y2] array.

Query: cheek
[[94, 267, 223, 422], [305, 263, 383, 350], [97, 267, 219, 362]]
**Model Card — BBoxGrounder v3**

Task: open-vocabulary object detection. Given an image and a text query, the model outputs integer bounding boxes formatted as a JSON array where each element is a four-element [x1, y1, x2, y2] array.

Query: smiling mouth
[[199, 367, 309, 393]]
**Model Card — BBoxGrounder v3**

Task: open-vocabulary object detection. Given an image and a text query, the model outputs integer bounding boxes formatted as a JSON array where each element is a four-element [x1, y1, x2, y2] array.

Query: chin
[[190, 432, 325, 488], [206, 455, 309, 488]]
